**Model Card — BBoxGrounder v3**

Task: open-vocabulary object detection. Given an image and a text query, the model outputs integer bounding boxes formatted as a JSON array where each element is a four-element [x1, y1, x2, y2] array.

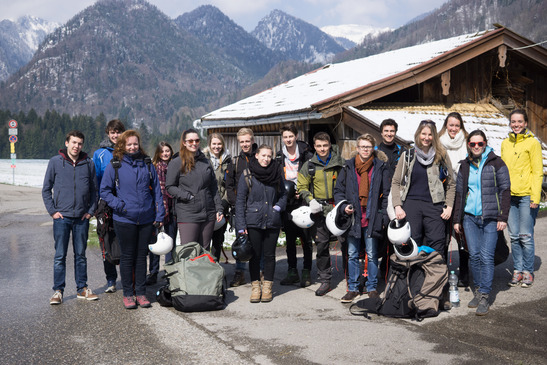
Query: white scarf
[[440, 131, 467, 173]]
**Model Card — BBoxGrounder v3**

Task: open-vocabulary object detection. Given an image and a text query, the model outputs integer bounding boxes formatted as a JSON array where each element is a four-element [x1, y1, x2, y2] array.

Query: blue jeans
[[347, 227, 378, 292], [463, 215, 497, 294], [52, 217, 90, 292], [507, 196, 538, 273]]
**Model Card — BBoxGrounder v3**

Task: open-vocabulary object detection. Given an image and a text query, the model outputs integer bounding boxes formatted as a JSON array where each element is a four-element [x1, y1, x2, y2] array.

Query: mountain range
[[0, 0, 544, 132], [0, 16, 58, 82]]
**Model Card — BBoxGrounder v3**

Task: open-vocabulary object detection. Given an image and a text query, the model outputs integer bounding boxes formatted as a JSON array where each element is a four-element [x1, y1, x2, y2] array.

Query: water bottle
[[448, 271, 460, 307]]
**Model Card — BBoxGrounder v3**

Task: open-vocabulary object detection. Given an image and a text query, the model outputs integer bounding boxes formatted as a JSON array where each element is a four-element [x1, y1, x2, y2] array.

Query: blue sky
[[1, 0, 449, 31]]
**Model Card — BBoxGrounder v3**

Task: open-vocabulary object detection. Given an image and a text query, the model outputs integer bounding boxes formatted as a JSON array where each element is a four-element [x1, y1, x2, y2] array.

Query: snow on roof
[[349, 104, 547, 173], [202, 31, 490, 122]]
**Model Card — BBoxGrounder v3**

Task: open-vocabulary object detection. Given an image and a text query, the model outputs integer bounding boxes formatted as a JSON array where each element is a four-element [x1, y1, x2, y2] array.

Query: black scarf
[[249, 157, 281, 186]]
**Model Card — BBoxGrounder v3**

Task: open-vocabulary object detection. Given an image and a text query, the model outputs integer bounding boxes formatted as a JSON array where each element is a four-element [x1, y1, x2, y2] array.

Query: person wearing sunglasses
[[453, 130, 511, 315], [501, 109, 543, 288], [166, 128, 224, 249], [439, 112, 470, 287], [391, 121, 456, 248]]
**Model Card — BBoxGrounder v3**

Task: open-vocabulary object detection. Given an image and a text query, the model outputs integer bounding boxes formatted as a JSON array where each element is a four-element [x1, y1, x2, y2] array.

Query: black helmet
[[284, 180, 296, 202], [156, 285, 173, 307], [231, 234, 253, 262]]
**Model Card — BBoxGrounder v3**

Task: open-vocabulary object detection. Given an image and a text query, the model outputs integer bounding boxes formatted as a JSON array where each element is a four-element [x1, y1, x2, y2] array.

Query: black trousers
[[248, 228, 279, 282], [403, 199, 447, 257], [282, 208, 313, 270], [310, 214, 332, 283]]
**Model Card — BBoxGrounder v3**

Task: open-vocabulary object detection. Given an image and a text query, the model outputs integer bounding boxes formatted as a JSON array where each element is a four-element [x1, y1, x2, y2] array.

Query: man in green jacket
[[297, 132, 345, 296]]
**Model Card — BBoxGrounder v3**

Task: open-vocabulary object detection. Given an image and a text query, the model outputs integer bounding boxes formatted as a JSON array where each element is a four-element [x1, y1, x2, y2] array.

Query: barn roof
[[199, 27, 547, 127]]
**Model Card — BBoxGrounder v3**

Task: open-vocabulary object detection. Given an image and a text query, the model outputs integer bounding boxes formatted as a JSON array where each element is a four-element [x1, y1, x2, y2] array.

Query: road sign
[[10, 165, 15, 168], [8, 119, 17, 128], [10, 153, 16, 159], [9, 135, 18, 143], [8, 128, 17, 135], [10, 143, 15, 153]]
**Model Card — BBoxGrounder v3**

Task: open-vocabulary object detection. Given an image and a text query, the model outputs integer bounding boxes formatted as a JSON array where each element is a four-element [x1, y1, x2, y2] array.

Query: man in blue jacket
[[42, 130, 98, 305], [93, 119, 125, 292]]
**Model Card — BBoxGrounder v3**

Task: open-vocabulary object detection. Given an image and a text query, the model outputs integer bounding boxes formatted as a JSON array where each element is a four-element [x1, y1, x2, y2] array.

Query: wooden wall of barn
[[207, 121, 308, 157], [421, 49, 547, 141]]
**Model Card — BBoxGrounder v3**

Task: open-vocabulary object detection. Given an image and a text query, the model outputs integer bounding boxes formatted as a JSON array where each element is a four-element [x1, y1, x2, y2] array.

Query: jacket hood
[[508, 128, 535, 143], [58, 148, 88, 165], [99, 138, 115, 149]]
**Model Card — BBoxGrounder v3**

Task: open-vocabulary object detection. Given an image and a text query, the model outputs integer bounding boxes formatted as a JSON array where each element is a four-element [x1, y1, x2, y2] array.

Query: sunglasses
[[468, 142, 485, 147], [185, 139, 200, 144]]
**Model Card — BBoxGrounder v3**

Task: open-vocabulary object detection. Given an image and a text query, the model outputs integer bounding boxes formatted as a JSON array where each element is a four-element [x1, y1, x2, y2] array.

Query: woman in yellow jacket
[[501, 109, 543, 288]]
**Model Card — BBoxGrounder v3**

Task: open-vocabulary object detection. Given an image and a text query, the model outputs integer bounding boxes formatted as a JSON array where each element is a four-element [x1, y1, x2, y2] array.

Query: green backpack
[[160, 242, 226, 312]]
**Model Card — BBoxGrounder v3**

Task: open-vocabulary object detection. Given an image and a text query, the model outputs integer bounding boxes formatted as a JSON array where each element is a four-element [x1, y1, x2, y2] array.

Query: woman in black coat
[[235, 144, 287, 303], [166, 129, 224, 250]]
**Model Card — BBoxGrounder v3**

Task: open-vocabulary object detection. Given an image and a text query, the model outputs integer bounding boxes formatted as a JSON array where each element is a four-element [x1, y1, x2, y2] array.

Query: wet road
[[0, 184, 545, 364]]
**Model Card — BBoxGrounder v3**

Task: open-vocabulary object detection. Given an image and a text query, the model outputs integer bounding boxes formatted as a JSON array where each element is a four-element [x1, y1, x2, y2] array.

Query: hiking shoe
[[50, 290, 63, 305], [77, 287, 99, 301], [123, 296, 137, 309], [136, 295, 152, 308], [476, 294, 489, 316], [315, 282, 331, 296], [105, 281, 116, 293], [145, 273, 157, 285], [368, 290, 379, 299], [301, 269, 312, 288], [230, 270, 246, 287], [280, 268, 300, 285], [468, 288, 480, 308], [340, 291, 359, 303], [521, 272, 534, 288], [508, 271, 523, 287]]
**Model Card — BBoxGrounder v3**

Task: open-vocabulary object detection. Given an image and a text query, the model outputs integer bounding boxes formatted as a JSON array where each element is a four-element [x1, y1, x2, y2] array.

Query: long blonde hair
[[414, 120, 446, 164]]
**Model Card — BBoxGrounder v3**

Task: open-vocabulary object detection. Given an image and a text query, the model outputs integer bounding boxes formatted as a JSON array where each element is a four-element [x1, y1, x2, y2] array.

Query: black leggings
[[248, 228, 279, 282], [178, 221, 215, 250]]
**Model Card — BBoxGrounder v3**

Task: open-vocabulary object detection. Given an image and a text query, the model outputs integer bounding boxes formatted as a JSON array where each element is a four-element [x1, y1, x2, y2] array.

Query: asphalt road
[[0, 184, 545, 364]]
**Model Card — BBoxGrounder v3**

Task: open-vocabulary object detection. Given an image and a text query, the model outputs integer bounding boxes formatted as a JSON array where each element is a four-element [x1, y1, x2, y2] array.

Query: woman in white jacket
[[439, 112, 469, 287]]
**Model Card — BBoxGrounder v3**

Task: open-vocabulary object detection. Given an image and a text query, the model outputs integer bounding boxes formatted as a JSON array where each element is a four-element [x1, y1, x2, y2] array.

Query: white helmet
[[326, 200, 354, 236], [149, 231, 174, 255], [214, 216, 226, 231], [387, 218, 411, 245], [291, 206, 314, 228], [393, 237, 419, 260]]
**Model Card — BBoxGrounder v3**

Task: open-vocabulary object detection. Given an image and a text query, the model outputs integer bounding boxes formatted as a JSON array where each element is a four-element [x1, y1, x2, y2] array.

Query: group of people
[[42, 108, 542, 314]]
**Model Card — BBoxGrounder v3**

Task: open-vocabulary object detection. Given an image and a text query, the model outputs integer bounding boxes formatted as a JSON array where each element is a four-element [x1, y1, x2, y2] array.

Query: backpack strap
[[308, 162, 316, 196], [242, 168, 252, 192], [111, 158, 122, 190]]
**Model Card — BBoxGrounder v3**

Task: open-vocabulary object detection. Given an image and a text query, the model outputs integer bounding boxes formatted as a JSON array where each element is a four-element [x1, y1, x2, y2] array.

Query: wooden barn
[[197, 27, 547, 169]]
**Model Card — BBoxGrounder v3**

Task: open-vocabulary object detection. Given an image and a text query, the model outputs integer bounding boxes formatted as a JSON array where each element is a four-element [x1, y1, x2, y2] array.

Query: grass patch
[[87, 218, 100, 249]]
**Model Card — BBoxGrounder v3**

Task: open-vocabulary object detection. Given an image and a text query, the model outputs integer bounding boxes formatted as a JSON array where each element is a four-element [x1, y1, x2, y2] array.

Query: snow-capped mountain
[[321, 24, 392, 47], [252, 9, 345, 64], [176, 5, 282, 79], [0, 16, 58, 81]]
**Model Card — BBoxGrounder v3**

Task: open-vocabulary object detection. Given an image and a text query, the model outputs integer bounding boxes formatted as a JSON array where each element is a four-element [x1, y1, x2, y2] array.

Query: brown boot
[[261, 280, 273, 302], [250, 281, 261, 303]]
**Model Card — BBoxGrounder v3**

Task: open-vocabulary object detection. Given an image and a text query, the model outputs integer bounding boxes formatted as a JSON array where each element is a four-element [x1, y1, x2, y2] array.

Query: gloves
[[309, 199, 323, 214]]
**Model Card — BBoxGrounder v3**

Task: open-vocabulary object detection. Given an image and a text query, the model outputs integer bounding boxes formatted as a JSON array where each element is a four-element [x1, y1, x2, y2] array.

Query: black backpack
[[350, 250, 448, 321], [95, 198, 121, 265]]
